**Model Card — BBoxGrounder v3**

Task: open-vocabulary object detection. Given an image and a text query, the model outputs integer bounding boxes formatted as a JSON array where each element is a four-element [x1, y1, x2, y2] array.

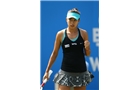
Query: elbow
[[85, 50, 91, 56], [86, 54, 90, 56], [85, 53, 90, 56]]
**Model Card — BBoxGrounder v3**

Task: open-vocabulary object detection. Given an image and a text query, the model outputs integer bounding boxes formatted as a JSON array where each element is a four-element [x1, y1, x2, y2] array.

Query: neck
[[67, 27, 78, 33]]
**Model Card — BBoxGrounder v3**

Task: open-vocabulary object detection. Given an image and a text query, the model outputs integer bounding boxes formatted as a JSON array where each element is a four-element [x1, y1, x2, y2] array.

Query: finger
[[85, 44, 88, 48], [85, 42, 88, 47], [43, 76, 46, 81], [85, 44, 90, 49]]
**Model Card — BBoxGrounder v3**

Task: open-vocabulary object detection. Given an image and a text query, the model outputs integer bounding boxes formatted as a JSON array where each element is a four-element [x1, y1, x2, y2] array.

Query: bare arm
[[45, 31, 61, 73], [83, 30, 91, 56]]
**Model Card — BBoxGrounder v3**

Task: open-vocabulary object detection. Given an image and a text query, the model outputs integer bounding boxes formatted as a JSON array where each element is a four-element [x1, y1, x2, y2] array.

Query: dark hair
[[68, 8, 80, 15]]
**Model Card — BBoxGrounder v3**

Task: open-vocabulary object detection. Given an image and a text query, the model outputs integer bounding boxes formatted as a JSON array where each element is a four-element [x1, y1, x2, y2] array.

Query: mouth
[[70, 25, 74, 27]]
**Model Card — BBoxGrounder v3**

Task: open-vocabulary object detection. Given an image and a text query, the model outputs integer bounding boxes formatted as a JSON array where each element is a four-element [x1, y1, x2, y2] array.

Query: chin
[[70, 26, 76, 29]]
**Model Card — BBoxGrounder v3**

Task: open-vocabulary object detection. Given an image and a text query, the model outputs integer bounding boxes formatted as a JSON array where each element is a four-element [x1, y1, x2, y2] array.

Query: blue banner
[[41, 1, 99, 90]]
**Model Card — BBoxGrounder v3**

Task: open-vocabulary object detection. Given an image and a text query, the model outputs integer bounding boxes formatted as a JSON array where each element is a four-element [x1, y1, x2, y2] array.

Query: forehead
[[68, 18, 77, 20]]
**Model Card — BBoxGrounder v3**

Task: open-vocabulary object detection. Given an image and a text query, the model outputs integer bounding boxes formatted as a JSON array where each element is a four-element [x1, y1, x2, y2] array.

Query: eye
[[69, 18, 76, 21]]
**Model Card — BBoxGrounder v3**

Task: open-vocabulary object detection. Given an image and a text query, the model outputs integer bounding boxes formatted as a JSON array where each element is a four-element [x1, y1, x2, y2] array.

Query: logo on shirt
[[80, 42, 83, 44], [64, 44, 70, 48], [71, 43, 77, 45]]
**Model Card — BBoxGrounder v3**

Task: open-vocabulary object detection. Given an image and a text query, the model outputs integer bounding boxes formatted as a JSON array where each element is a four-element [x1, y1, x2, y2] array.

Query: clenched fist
[[42, 72, 49, 82], [84, 40, 90, 49]]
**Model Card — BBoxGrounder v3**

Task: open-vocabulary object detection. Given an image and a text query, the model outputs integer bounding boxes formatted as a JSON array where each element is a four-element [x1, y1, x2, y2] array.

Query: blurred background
[[40, 1, 99, 90]]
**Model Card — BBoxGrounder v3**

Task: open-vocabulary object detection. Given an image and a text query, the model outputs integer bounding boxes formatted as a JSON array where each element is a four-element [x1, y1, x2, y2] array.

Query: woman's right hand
[[42, 72, 49, 82]]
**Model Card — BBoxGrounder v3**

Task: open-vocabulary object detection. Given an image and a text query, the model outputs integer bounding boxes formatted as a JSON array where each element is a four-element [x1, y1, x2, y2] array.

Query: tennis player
[[43, 8, 93, 90]]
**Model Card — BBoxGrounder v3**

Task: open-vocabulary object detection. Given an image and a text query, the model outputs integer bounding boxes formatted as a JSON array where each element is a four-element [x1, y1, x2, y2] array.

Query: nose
[[70, 21, 74, 25]]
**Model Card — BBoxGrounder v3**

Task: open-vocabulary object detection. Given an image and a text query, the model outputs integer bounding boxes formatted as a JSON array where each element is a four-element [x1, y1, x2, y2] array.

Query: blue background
[[40, 1, 99, 90]]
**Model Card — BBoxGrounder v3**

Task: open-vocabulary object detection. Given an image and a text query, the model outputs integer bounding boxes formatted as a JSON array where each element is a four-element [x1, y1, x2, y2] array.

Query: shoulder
[[55, 28, 66, 40], [57, 28, 65, 36], [79, 28, 88, 34], [79, 28, 88, 40]]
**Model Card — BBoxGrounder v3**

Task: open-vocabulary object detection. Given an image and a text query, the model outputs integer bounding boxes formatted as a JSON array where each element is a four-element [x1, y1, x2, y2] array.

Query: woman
[[43, 8, 93, 90]]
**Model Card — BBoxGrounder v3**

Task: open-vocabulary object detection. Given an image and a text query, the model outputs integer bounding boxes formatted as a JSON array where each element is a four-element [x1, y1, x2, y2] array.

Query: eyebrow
[[69, 18, 77, 20]]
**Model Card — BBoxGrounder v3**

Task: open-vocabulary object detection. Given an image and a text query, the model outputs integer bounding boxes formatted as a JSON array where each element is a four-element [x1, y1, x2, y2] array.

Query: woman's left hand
[[84, 40, 90, 49]]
